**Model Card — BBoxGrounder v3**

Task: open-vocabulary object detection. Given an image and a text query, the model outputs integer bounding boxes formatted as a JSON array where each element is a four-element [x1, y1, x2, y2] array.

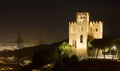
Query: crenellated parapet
[[90, 21, 103, 27], [69, 21, 77, 30], [90, 21, 102, 24], [69, 21, 77, 25]]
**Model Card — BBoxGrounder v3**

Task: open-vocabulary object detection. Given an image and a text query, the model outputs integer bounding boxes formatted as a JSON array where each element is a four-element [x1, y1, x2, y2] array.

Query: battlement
[[90, 21, 103, 27], [90, 21, 102, 24], [69, 21, 77, 25]]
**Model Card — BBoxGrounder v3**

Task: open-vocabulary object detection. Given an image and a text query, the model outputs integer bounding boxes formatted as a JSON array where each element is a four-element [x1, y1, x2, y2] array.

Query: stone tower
[[69, 12, 103, 58]]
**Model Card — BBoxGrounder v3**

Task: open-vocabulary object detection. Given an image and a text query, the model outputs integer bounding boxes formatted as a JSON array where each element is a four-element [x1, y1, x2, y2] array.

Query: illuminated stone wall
[[69, 12, 103, 58], [89, 21, 103, 39]]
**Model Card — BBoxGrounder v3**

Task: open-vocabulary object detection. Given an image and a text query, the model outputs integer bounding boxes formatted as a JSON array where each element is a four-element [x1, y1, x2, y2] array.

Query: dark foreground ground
[[54, 59, 120, 71]]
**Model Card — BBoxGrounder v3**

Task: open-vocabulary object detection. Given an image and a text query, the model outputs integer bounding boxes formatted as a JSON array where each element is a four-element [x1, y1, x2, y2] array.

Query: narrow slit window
[[72, 40, 76, 48], [80, 35, 83, 43], [72, 40, 74, 47], [75, 40, 76, 48]]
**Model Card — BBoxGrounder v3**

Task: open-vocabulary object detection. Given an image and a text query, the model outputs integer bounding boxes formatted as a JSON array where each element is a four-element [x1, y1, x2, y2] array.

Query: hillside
[[0, 39, 68, 57]]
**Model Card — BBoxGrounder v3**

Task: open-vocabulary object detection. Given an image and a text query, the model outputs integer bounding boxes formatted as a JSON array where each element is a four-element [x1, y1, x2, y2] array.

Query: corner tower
[[89, 21, 103, 39]]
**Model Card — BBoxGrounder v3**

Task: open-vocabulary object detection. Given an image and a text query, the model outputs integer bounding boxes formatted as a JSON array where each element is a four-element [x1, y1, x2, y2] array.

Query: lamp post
[[111, 45, 116, 59]]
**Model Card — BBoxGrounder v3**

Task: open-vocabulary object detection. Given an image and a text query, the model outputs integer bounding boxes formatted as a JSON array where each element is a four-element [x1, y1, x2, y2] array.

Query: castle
[[69, 12, 103, 58]]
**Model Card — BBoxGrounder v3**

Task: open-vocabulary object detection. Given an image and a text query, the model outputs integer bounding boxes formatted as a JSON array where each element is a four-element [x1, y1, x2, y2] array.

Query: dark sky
[[0, 0, 120, 44]]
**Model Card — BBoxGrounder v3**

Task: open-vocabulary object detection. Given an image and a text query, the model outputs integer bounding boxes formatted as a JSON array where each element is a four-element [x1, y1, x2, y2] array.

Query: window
[[80, 35, 83, 43], [72, 40, 76, 48], [75, 40, 76, 48], [96, 28, 98, 32], [80, 15, 86, 22]]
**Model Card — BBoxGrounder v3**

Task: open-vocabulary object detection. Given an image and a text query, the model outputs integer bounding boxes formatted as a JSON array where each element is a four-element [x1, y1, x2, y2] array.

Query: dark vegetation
[[57, 59, 120, 71], [0, 38, 120, 71], [19, 39, 67, 71]]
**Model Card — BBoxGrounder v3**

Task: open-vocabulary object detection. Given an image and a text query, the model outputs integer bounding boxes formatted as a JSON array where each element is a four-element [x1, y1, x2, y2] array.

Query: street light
[[111, 45, 117, 59], [113, 46, 116, 50]]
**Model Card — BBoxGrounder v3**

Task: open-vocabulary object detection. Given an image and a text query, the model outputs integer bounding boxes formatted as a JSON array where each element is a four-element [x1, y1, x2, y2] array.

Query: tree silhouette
[[32, 45, 58, 71], [90, 39, 112, 58], [59, 41, 72, 58]]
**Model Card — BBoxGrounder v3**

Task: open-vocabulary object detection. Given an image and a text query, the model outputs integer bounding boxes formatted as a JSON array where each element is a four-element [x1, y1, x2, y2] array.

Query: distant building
[[69, 12, 103, 58]]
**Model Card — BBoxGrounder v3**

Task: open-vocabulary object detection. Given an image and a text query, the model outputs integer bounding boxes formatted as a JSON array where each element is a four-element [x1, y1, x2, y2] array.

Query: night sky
[[0, 0, 120, 44]]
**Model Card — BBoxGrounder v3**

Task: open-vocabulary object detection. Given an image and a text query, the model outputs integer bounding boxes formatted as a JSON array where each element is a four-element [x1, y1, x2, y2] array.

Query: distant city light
[[0, 46, 17, 51]]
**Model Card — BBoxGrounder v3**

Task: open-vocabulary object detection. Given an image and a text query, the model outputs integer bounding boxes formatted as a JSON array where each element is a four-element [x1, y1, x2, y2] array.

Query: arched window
[[96, 28, 98, 32], [80, 35, 83, 43]]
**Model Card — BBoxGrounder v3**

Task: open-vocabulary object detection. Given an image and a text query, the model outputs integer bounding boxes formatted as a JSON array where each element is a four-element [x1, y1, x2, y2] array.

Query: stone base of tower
[[77, 48, 88, 58], [72, 47, 88, 60]]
